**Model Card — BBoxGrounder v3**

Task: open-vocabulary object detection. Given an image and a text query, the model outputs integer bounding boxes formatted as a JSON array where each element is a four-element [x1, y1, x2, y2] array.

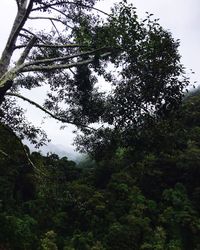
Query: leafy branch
[[5, 92, 97, 131]]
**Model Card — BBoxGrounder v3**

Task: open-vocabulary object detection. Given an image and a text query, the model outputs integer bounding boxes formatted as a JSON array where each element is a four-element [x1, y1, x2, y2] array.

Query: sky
[[0, 0, 200, 158]]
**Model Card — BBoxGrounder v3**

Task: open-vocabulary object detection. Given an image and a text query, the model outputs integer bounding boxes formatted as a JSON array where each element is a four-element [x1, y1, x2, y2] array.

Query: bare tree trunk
[[0, 0, 34, 104]]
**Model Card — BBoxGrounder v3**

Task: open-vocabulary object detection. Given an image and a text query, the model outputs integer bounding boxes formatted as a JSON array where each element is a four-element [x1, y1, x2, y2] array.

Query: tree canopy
[[1, 1, 200, 249], [1, 90, 200, 249], [0, 0, 189, 150]]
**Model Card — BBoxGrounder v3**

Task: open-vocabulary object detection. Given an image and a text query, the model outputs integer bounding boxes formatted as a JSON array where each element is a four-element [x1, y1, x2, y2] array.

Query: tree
[[41, 230, 58, 250], [0, 0, 111, 146], [72, 2, 190, 157], [1, 91, 200, 249], [0, 0, 110, 101], [0, 0, 189, 152]]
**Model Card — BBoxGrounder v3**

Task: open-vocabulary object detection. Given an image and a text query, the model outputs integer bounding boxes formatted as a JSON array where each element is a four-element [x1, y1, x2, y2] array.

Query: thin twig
[[28, 16, 67, 26], [32, 1, 112, 17], [51, 14, 76, 78], [50, 19, 61, 37], [46, 6, 74, 30]]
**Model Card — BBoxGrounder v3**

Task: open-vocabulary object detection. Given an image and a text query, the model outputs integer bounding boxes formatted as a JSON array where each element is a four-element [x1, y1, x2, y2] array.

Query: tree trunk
[[0, 80, 13, 105]]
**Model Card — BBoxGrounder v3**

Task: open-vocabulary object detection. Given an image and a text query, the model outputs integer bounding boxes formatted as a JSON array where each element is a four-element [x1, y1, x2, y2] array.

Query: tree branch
[[42, 6, 74, 30], [32, 1, 111, 17], [51, 19, 61, 36], [21, 28, 46, 44], [23, 47, 110, 67], [19, 32, 32, 40], [49, 11, 77, 79], [17, 36, 37, 65], [30, 5, 74, 30], [5, 92, 97, 131], [20, 52, 111, 72], [15, 43, 89, 49], [28, 16, 68, 26], [0, 48, 114, 90]]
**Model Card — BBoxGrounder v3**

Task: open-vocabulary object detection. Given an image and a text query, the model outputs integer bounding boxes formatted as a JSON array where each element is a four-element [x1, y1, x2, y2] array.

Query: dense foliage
[[0, 1, 199, 249], [0, 0, 189, 147], [1, 91, 200, 249]]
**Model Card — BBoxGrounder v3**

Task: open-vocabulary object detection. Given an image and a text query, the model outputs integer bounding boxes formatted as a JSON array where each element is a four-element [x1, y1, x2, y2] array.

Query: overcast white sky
[[0, 0, 200, 157]]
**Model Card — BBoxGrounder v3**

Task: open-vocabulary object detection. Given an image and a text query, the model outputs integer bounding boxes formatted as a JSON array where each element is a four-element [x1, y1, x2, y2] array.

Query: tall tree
[[0, 0, 189, 148], [0, 0, 113, 146]]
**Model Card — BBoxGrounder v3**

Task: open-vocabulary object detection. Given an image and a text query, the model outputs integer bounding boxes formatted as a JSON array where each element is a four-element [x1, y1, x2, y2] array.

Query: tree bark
[[0, 80, 13, 105], [0, 0, 34, 103]]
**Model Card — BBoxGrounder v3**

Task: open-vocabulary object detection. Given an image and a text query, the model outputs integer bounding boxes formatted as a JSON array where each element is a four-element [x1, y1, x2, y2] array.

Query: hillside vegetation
[[0, 92, 200, 250]]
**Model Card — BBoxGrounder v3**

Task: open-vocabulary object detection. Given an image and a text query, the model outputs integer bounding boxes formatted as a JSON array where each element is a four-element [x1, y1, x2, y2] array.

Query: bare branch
[[30, 5, 74, 30], [51, 19, 61, 36], [3, 37, 91, 89], [21, 28, 45, 44], [19, 32, 32, 40], [43, 6, 74, 30], [15, 43, 89, 49], [20, 52, 111, 72], [5, 92, 97, 131], [24, 47, 110, 67], [32, 1, 111, 17], [17, 36, 37, 65], [50, 12, 77, 78], [71, 1, 111, 17], [28, 16, 68, 26]]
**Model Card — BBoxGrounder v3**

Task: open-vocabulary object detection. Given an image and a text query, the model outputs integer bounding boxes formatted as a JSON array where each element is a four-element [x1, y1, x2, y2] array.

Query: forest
[[0, 0, 200, 249]]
